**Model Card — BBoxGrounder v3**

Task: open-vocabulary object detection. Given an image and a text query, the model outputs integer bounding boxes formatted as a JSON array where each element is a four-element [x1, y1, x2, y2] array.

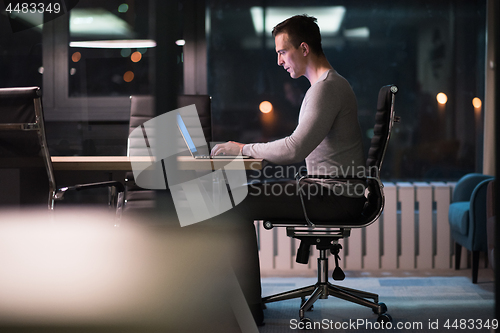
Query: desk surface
[[176, 156, 264, 171], [51, 156, 265, 171]]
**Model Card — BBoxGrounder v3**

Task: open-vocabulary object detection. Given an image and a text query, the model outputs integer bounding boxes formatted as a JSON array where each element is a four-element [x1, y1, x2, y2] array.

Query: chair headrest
[[377, 86, 392, 111]]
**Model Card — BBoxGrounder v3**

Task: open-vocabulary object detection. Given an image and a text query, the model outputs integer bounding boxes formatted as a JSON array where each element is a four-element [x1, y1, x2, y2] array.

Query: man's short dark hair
[[272, 15, 324, 56]]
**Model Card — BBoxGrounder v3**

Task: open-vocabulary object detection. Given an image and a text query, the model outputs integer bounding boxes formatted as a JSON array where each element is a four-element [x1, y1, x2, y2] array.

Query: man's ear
[[300, 42, 310, 56]]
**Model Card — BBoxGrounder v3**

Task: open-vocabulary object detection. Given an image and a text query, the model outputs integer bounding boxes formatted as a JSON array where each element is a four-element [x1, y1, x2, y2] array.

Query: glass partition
[[0, 7, 43, 89], [67, 1, 153, 97], [207, 0, 487, 181]]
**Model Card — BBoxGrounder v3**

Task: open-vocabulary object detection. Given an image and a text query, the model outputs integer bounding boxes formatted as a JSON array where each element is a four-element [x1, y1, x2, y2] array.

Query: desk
[[51, 156, 146, 171], [176, 156, 265, 171], [52, 156, 265, 227], [51, 156, 265, 171]]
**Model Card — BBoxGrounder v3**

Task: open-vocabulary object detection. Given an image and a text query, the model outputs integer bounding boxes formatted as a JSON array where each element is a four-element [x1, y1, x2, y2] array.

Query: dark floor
[[259, 267, 495, 332]]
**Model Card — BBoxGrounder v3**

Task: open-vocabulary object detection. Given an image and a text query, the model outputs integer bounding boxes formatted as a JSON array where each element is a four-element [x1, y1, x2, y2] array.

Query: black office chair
[[262, 85, 399, 324], [0, 86, 124, 216], [124, 95, 157, 213], [177, 95, 212, 144]]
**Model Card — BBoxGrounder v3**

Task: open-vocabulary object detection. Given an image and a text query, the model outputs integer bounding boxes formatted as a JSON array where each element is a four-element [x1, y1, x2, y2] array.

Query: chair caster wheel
[[299, 317, 312, 329], [300, 297, 313, 311], [377, 313, 392, 324], [373, 302, 387, 314], [263, 221, 273, 230]]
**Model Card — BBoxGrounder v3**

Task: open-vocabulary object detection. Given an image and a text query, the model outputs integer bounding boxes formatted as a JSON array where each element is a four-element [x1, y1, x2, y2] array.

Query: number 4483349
[[5, 2, 61, 14], [444, 319, 498, 330]]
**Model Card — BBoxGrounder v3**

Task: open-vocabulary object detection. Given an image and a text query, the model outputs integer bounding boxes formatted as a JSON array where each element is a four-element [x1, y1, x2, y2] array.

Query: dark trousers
[[239, 179, 367, 221]]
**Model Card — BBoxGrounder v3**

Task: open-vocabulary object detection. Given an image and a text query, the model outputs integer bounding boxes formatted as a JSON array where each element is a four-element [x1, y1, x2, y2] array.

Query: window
[[0, 5, 43, 89], [1, 0, 190, 156], [39, 1, 155, 156], [67, 1, 153, 97], [207, 0, 487, 181]]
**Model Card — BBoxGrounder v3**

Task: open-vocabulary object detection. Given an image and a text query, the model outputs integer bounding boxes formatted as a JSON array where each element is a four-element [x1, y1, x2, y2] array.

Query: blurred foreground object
[[0, 208, 256, 332]]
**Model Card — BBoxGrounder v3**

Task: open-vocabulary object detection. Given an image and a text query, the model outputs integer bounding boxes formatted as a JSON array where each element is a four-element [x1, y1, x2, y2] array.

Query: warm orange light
[[259, 101, 273, 113], [472, 97, 482, 109], [123, 71, 134, 82], [436, 92, 448, 105], [130, 51, 142, 63], [71, 52, 81, 63]]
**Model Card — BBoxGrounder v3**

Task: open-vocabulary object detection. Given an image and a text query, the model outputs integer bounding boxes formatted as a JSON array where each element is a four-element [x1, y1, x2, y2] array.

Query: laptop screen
[[176, 113, 199, 155]]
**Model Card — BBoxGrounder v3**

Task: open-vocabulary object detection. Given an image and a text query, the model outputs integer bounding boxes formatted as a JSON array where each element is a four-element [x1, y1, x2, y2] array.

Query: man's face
[[275, 33, 305, 79]]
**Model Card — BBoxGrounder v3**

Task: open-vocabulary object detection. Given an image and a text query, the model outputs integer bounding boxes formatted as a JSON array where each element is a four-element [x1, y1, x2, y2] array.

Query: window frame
[[42, 14, 131, 122]]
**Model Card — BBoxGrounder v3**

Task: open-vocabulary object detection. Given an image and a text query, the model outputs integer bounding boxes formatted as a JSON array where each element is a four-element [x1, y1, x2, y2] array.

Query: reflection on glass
[[0, 11, 43, 88], [207, 1, 486, 181], [68, 1, 153, 97], [250, 6, 346, 36]]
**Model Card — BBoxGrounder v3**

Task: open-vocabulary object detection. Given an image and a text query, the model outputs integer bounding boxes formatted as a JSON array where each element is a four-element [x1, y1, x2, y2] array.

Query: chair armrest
[[55, 181, 125, 200], [294, 172, 377, 228], [55, 181, 125, 220], [297, 174, 368, 182], [294, 168, 368, 182]]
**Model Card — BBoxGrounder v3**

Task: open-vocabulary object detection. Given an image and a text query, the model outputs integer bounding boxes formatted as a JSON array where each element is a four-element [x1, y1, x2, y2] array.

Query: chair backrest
[[267, 85, 399, 228], [0, 87, 56, 208], [356, 85, 398, 225], [177, 95, 212, 143], [452, 173, 493, 202], [128, 95, 156, 157], [128, 95, 155, 136], [125, 95, 212, 202], [127, 95, 212, 157], [366, 85, 399, 178]]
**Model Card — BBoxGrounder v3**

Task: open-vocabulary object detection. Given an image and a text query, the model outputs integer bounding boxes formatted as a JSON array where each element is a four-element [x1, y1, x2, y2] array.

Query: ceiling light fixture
[[250, 6, 346, 36], [69, 40, 157, 48]]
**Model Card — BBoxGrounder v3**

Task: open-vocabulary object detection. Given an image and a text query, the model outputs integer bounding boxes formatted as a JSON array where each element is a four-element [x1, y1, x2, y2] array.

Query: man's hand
[[210, 141, 245, 156]]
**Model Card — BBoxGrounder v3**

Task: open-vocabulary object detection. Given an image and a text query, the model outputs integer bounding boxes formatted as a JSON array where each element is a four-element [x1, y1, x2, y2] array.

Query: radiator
[[256, 182, 459, 273]]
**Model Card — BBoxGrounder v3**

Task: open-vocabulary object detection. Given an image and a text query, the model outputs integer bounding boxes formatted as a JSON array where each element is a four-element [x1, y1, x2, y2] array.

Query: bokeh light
[[71, 52, 81, 63], [259, 101, 273, 113], [123, 71, 134, 82], [131, 51, 142, 63], [118, 3, 128, 13], [436, 92, 448, 105], [121, 48, 131, 57], [472, 97, 482, 109]]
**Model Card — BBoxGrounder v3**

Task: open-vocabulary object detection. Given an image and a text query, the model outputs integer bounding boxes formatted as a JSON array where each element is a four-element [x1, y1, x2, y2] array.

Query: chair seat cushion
[[449, 202, 470, 236]]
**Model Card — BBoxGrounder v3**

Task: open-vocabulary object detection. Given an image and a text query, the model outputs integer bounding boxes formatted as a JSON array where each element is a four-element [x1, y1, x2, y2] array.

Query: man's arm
[[242, 80, 343, 164], [211, 72, 351, 163]]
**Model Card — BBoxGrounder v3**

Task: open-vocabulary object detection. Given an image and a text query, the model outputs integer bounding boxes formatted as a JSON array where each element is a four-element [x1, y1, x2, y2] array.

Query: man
[[211, 15, 366, 325], [212, 14, 366, 219]]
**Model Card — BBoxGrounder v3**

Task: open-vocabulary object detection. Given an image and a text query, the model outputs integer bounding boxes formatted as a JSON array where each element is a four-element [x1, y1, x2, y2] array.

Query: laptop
[[176, 113, 249, 159]]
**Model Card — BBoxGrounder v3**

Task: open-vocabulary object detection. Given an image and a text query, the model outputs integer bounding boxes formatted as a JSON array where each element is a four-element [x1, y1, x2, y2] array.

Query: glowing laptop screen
[[176, 113, 199, 155]]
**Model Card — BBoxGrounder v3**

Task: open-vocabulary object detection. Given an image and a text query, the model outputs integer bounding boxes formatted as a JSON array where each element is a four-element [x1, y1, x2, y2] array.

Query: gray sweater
[[243, 69, 365, 181]]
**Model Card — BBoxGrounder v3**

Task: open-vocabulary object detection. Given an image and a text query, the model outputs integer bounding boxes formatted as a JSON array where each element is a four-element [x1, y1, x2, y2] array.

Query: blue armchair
[[448, 173, 494, 283]]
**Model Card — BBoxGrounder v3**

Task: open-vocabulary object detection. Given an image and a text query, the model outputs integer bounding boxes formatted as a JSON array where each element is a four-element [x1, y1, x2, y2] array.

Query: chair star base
[[262, 248, 389, 322]]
